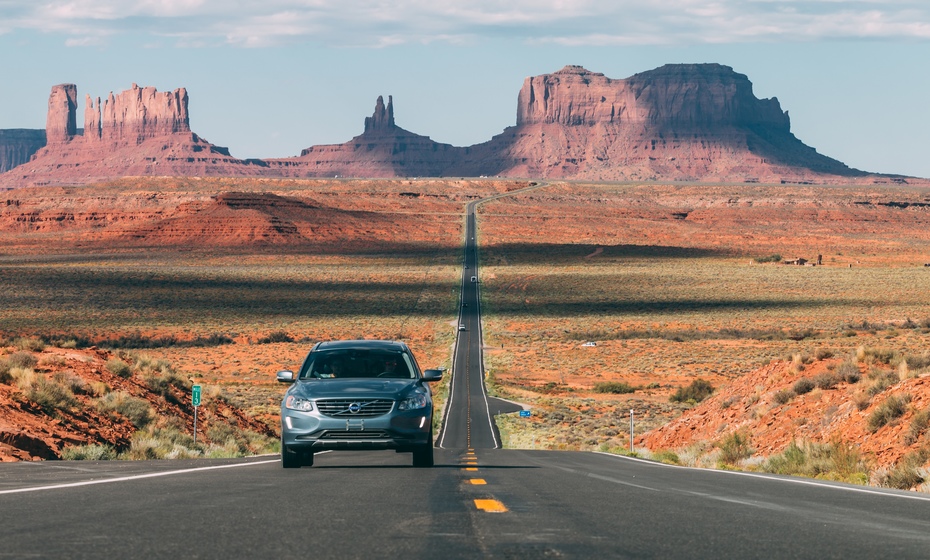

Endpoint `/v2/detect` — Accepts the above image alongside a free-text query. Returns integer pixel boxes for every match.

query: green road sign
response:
[192,385,202,407]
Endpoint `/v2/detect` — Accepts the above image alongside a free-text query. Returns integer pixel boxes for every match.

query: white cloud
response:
[2,0,929,46]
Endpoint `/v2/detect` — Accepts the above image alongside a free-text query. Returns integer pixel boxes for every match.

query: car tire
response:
[412,432,434,468]
[301,451,315,467]
[282,442,301,469]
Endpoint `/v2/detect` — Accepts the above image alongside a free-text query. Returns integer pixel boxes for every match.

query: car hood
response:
[290,379,422,400]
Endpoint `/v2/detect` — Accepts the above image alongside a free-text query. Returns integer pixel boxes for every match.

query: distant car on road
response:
[471,276,477,283]
[276,340,442,468]
[459,324,466,331]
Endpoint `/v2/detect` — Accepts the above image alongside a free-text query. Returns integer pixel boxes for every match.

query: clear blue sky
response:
[2,1,929,178]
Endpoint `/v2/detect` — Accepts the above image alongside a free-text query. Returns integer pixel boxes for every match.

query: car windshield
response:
[298,349,416,380]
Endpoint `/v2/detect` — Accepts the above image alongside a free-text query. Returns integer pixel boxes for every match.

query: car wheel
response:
[282,442,301,469]
[301,451,315,467]
[412,432,434,468]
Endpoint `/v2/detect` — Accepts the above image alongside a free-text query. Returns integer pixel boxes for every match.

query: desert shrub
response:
[867,394,911,432]
[14,337,45,352]
[853,391,872,411]
[52,371,90,395]
[120,422,201,460]
[669,379,714,404]
[905,353,930,373]
[754,254,782,263]
[717,430,752,465]
[61,444,116,460]
[650,449,681,465]
[836,360,861,383]
[772,389,795,405]
[904,408,930,445]
[105,358,132,378]
[814,348,834,360]
[593,381,636,394]
[0,361,10,384]
[257,331,294,344]
[859,347,899,365]
[812,372,841,390]
[28,376,78,411]
[132,355,174,376]
[762,440,868,483]
[866,369,898,396]
[878,448,930,490]
[96,392,154,428]
[7,351,37,370]
[792,377,815,395]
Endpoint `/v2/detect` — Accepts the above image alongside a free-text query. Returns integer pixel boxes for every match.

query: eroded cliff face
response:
[516,64,789,130]
[83,84,191,143]
[1,84,254,189]
[0,130,46,173]
[0,65,904,189]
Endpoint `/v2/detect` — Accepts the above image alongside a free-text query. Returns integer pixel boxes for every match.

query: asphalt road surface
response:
[2,186,930,558]
[2,451,930,558]
[437,199,522,450]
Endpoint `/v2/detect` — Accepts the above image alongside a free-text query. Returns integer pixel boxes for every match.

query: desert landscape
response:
[2,62,930,492]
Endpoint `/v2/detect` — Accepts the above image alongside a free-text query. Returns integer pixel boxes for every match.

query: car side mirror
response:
[276,370,296,383]
[422,369,443,382]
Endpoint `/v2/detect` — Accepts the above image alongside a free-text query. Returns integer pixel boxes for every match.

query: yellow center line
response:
[474,499,508,513]
[468,479,487,485]
[464,467,478,472]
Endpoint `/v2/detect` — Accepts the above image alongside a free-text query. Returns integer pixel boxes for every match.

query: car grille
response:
[318,430,392,440]
[316,399,394,418]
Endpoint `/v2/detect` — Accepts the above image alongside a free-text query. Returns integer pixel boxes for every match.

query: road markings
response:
[474,499,508,512]
[469,479,487,485]
[0,459,279,496]
[465,467,478,472]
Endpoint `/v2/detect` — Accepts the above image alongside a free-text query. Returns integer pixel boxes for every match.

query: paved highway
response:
[2,184,930,557]
[437,199,522,450]
[2,451,930,558]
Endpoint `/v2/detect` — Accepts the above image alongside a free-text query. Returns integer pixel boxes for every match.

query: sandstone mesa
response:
[1,64,915,189]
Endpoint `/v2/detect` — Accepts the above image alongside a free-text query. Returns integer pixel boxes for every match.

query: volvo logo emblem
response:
[348,402,362,414]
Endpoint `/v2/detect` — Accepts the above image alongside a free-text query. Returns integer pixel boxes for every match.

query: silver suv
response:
[276,340,443,468]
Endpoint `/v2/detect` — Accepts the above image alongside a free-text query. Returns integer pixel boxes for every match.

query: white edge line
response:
[0,459,279,496]
[592,451,930,502]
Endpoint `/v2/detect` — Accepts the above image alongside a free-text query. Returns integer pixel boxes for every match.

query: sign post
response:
[192,385,202,443]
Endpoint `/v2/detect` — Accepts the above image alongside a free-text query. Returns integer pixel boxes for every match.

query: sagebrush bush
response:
[772,389,795,405]
[14,338,45,352]
[867,369,898,396]
[904,408,930,445]
[593,381,636,394]
[105,358,132,378]
[670,379,714,404]
[836,360,861,383]
[257,331,294,344]
[96,392,154,428]
[717,430,752,465]
[812,372,841,390]
[650,449,681,465]
[62,444,116,460]
[814,348,834,360]
[878,448,930,490]
[793,377,815,395]
[7,351,37,370]
[28,376,78,411]
[762,440,868,484]
[867,394,911,432]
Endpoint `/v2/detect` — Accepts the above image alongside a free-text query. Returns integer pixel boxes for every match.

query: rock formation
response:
[0,129,46,173]
[0,64,916,189]
[45,84,77,144]
[0,83,264,189]
[276,95,462,178]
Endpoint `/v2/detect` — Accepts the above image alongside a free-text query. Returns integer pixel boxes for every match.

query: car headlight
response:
[399,393,429,411]
[284,395,314,412]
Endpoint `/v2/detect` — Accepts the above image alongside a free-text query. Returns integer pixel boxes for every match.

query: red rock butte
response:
[0,64,918,189]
